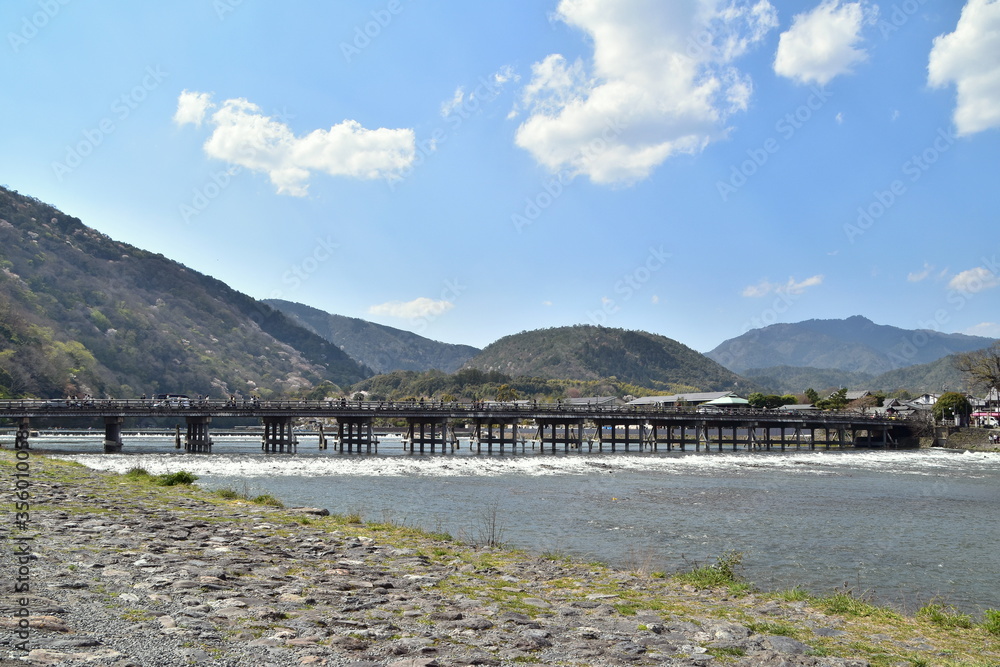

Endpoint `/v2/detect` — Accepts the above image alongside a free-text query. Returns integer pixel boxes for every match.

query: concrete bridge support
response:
[336,416,376,453]
[262,416,296,454]
[185,416,212,453]
[104,416,124,453]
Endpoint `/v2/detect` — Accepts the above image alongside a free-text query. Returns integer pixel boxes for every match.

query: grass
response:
[124,467,198,486]
[918,602,975,630]
[674,550,751,595]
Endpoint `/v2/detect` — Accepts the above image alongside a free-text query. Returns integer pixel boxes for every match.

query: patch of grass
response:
[213,487,242,500]
[251,494,283,507]
[818,590,902,621]
[124,466,150,479]
[746,620,800,638]
[675,551,750,594]
[706,646,746,659]
[154,471,198,486]
[775,586,811,602]
[981,608,1000,636]
[917,602,974,630]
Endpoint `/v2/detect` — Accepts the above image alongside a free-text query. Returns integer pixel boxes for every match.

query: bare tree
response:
[955,342,1000,393]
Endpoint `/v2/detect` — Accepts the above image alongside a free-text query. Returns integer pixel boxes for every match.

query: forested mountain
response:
[707,315,993,376]
[463,325,752,393]
[744,357,972,396]
[264,299,479,374]
[0,187,370,399]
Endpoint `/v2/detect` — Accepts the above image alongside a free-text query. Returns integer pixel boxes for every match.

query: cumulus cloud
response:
[949,267,1000,293]
[907,262,934,282]
[175,92,415,196]
[743,275,824,297]
[513,0,778,185]
[774,1,876,85]
[174,90,214,127]
[440,87,465,118]
[964,322,1000,337]
[368,298,454,319]
[928,0,1000,136]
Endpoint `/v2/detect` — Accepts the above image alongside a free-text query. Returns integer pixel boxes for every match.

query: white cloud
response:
[440,87,465,117]
[928,0,1000,136]
[948,267,1000,293]
[176,92,415,196]
[964,322,1000,338]
[514,0,778,185]
[774,1,876,85]
[368,297,454,319]
[743,274,824,297]
[173,90,214,127]
[907,262,934,282]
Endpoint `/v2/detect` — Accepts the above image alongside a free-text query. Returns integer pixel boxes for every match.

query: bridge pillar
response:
[15,417,30,450]
[262,416,297,454]
[534,418,583,453]
[336,416,376,453]
[185,416,212,453]
[473,418,519,453]
[104,416,124,453]
[406,418,450,453]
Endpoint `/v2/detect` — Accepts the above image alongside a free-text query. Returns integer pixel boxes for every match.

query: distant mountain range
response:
[264,299,479,374]
[464,325,752,393]
[707,315,994,394]
[2,187,994,400]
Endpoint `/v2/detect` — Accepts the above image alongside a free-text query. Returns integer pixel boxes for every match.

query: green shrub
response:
[251,494,283,507]
[154,471,198,486]
[917,602,974,630]
[980,609,1000,636]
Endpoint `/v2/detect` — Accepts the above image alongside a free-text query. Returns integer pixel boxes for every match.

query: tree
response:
[495,384,519,402]
[815,388,848,411]
[955,342,1000,393]
[805,388,820,404]
[933,392,971,423]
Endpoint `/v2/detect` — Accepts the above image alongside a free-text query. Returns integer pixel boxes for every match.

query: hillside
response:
[463,325,751,393]
[0,187,371,399]
[743,365,875,395]
[264,299,479,374]
[707,315,994,375]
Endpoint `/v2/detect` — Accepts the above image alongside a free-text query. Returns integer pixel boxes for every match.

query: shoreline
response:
[2,450,998,666]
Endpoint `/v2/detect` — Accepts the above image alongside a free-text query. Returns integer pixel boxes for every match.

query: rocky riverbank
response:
[2,450,998,666]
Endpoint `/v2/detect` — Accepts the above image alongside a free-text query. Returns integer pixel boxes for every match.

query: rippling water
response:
[29,434,1000,616]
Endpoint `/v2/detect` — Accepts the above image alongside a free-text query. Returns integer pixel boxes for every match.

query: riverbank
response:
[2,450,998,666]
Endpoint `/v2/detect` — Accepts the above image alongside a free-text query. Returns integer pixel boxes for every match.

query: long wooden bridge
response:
[0,398,915,454]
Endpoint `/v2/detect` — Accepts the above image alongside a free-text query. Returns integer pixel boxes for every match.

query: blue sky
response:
[2,0,998,352]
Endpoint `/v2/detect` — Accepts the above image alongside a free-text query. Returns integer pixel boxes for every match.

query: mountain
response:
[742,365,875,395]
[463,325,751,392]
[707,315,994,376]
[264,299,479,374]
[868,354,971,394]
[0,187,371,399]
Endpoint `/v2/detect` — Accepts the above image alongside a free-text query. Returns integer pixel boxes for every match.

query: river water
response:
[22,434,1000,617]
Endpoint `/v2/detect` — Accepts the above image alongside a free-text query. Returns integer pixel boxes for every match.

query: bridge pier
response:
[336,417,376,453]
[185,416,212,453]
[104,416,124,453]
[406,418,451,453]
[262,416,297,454]
[534,418,583,453]
[473,418,519,453]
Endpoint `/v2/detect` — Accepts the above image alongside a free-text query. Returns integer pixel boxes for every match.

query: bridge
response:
[0,398,915,454]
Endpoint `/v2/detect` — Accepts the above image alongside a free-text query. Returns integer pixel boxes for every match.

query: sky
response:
[2,0,999,353]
